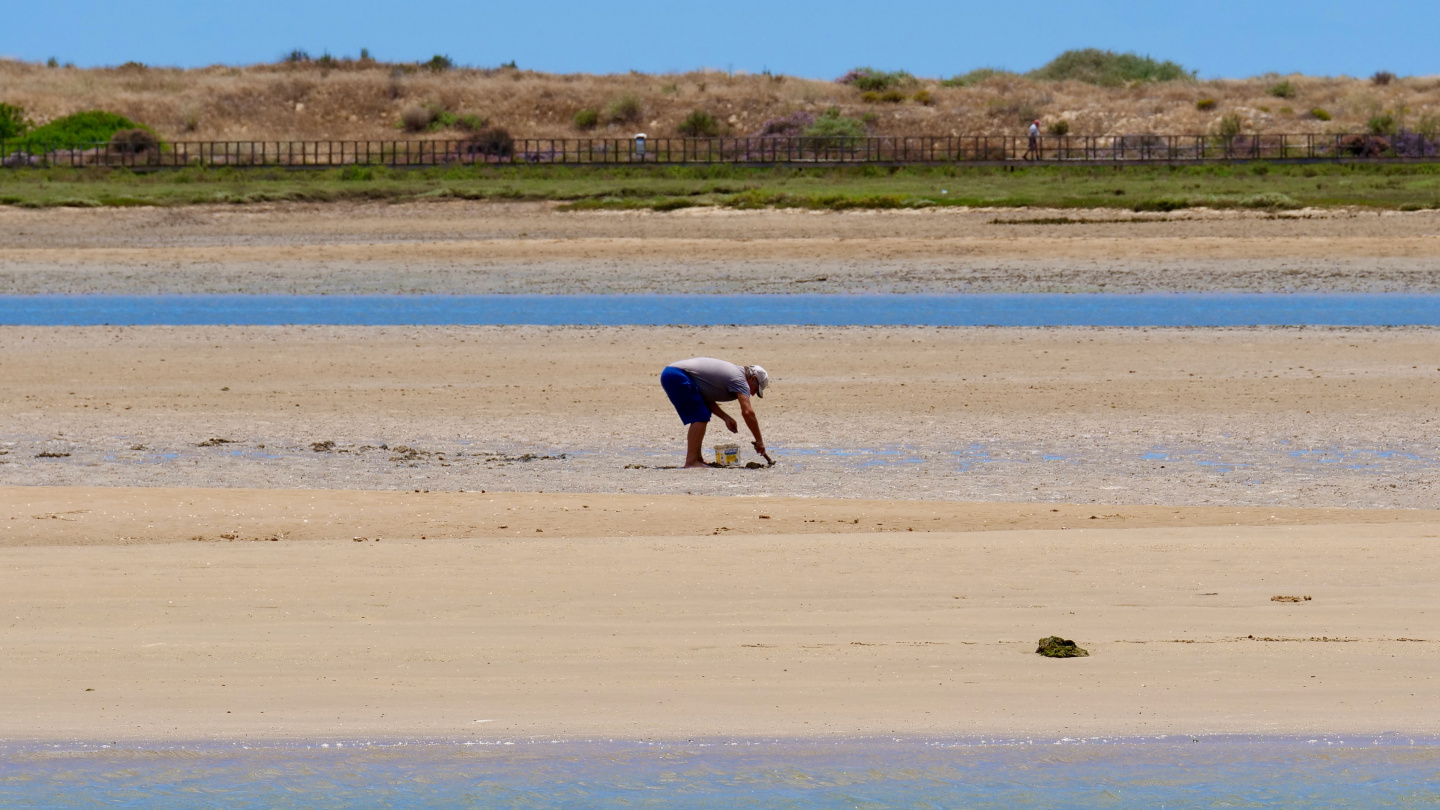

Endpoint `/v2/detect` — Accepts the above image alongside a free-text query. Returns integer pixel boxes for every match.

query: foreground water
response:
[3,736,1437,808]
[3,293,1440,326]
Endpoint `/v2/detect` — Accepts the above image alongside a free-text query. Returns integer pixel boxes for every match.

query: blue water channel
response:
[2,293,1439,326]
[3,736,1437,808]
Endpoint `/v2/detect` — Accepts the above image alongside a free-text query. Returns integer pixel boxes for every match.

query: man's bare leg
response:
[684,421,710,468]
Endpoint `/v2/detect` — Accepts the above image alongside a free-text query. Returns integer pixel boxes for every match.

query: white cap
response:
[746,365,769,397]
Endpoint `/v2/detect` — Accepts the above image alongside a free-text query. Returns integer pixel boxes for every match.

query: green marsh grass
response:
[1,163,1439,211]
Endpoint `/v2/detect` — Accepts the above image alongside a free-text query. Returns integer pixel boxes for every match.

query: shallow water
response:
[4,293,1440,326]
[3,736,1437,808]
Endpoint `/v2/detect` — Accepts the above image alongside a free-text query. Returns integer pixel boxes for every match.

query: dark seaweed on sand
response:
[1036,636,1089,658]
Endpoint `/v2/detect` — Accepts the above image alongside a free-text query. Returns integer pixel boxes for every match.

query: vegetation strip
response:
[1,163,1438,210]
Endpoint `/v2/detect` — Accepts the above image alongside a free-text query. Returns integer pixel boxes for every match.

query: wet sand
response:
[3,325,1438,508]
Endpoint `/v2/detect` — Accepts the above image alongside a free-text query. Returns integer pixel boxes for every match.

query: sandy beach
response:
[5,488,1438,741]
[3,204,1439,742]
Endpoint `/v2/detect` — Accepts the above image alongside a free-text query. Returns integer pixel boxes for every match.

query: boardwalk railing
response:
[3,133,1436,169]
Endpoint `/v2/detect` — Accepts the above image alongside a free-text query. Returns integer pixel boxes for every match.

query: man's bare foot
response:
[683,460,711,469]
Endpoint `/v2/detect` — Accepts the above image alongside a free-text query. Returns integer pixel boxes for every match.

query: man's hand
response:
[723,416,738,433]
[737,393,766,459]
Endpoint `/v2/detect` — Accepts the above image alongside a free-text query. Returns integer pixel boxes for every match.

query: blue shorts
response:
[660,366,710,424]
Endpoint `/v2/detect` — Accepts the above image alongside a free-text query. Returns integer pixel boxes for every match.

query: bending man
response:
[659,357,770,468]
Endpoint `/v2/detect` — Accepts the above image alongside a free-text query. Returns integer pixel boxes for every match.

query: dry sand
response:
[3,204,1438,743]
[4,202,1440,294]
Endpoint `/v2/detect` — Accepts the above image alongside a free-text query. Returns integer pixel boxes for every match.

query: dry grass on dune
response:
[2,58,1439,143]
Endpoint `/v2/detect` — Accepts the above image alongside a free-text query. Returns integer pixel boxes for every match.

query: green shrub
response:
[940,68,1009,87]
[677,110,720,137]
[1028,49,1194,86]
[1371,70,1396,86]
[429,106,458,129]
[912,89,934,106]
[1215,113,1244,139]
[573,108,599,130]
[1196,98,1216,110]
[1367,112,1398,136]
[425,54,454,72]
[284,49,311,63]
[802,108,867,144]
[455,113,489,132]
[861,89,906,103]
[1047,120,1070,136]
[1417,113,1440,140]
[16,111,151,150]
[0,102,31,140]
[839,67,914,92]
[1310,107,1332,121]
[605,94,643,124]
[1268,80,1296,99]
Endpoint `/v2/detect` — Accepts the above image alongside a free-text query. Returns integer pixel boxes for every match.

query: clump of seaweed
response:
[1036,636,1089,658]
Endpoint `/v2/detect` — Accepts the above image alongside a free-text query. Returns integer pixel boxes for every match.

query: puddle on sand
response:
[1287,447,1430,471]
[1141,447,1251,474]
[952,443,1074,472]
[775,446,928,468]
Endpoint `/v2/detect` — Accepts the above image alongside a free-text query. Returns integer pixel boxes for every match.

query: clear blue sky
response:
[2,0,1432,79]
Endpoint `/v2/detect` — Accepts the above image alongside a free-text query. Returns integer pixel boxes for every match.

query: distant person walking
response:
[659,357,770,468]
[1024,119,1041,161]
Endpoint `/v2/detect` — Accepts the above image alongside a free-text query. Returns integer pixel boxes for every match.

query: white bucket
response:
[713,443,740,466]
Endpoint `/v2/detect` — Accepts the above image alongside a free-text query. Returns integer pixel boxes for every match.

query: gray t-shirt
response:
[670,357,749,402]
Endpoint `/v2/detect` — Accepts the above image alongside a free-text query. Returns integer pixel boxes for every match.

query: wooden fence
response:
[2,133,1435,169]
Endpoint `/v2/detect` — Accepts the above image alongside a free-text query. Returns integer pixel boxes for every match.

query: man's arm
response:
[707,400,738,433]
[735,393,764,454]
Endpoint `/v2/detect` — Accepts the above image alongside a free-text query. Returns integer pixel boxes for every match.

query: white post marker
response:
[634,133,647,161]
